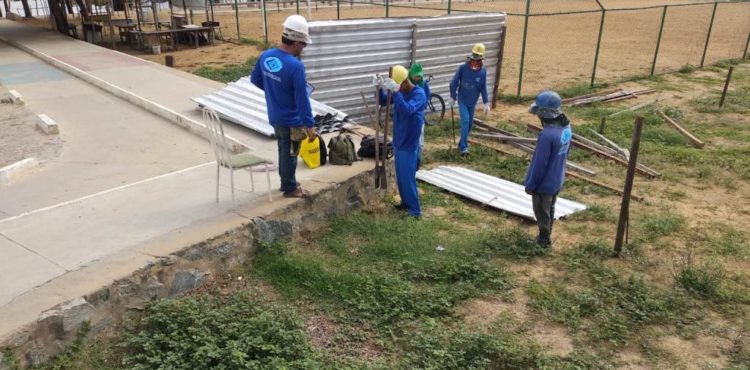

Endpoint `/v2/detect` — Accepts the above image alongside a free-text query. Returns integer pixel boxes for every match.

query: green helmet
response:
[409,63,424,86]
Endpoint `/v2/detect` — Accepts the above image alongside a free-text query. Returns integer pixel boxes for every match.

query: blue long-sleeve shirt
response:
[378,86,427,151]
[449,63,488,107]
[250,48,314,128]
[524,115,573,195]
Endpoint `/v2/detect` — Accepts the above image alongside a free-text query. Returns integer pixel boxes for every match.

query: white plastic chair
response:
[202,108,273,203]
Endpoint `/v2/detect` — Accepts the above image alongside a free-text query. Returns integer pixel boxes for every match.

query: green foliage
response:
[678,64,695,74]
[569,204,616,223]
[121,291,321,369]
[2,349,21,370]
[240,37,272,50]
[673,255,725,300]
[400,319,554,369]
[484,228,550,260]
[638,212,685,241]
[193,57,258,83]
[253,213,516,329]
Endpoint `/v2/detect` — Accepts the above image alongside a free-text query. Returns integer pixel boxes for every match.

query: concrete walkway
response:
[0,20,372,342]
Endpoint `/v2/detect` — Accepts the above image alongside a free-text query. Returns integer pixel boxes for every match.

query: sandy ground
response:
[0,86,62,168]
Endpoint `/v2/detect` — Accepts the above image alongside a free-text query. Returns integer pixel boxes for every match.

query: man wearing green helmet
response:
[408,63,430,168]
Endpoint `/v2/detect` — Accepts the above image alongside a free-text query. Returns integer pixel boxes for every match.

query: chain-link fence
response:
[9,0,749,96]
[208,0,749,97]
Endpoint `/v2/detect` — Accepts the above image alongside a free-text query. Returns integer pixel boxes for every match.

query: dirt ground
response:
[0,86,62,168]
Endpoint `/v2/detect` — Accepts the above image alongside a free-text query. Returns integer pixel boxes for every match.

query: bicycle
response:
[423,74,445,126]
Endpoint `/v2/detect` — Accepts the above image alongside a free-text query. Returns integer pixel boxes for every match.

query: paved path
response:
[0,20,371,341]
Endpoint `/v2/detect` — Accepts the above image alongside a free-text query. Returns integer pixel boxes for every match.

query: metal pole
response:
[650,5,667,76]
[719,66,734,108]
[107,0,114,49]
[296,0,299,14]
[598,116,606,134]
[410,23,417,65]
[744,31,749,59]
[516,0,531,97]
[491,24,506,109]
[336,0,339,19]
[385,0,388,17]
[446,0,450,14]
[262,0,268,43]
[590,4,605,87]
[700,1,718,68]
[614,116,644,256]
[233,0,239,41]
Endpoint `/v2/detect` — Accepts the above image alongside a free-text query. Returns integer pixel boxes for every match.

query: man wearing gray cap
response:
[251,15,315,198]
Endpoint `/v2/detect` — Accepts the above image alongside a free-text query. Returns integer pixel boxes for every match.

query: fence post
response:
[410,23,417,65]
[516,0,531,97]
[386,0,389,17]
[700,1,718,68]
[590,0,606,87]
[744,31,749,59]
[336,0,339,19]
[262,0,268,44]
[492,24,507,109]
[296,0,299,14]
[650,5,667,76]
[234,0,240,41]
[447,0,451,15]
[614,116,644,257]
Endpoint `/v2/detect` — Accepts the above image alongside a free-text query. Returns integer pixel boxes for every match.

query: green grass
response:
[638,211,685,241]
[193,57,258,83]
[240,37,271,50]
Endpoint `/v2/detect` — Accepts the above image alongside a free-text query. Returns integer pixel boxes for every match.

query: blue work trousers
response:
[394,148,421,217]
[274,126,301,195]
[458,102,476,153]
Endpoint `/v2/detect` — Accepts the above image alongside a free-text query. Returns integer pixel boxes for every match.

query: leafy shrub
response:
[121,291,321,369]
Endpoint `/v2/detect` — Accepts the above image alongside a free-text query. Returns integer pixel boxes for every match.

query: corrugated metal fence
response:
[302,14,506,122]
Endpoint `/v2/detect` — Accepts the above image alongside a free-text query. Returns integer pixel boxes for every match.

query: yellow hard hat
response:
[470,43,485,60]
[390,65,409,85]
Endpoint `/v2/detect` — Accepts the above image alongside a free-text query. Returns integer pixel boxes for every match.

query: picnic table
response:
[130,24,216,51]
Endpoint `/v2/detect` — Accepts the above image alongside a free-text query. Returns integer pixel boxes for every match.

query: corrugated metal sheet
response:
[303,14,506,122]
[416,166,586,221]
[192,78,350,137]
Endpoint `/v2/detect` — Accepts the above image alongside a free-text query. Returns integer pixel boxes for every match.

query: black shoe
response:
[393,203,407,211]
[460,151,469,157]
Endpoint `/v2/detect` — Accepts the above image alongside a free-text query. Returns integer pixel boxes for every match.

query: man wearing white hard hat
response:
[251,15,314,198]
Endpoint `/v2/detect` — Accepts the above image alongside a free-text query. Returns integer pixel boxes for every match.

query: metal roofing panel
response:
[192,78,350,137]
[416,166,586,221]
[303,14,506,122]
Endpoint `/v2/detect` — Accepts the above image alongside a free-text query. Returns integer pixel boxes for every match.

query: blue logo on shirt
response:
[561,127,572,145]
[264,57,283,73]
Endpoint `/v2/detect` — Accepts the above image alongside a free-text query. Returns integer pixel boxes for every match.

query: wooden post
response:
[614,116,644,256]
[658,111,704,148]
[410,23,417,65]
[719,66,734,108]
[598,116,606,134]
[491,24,507,109]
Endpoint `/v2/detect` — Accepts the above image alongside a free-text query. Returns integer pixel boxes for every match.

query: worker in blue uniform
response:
[250,15,315,198]
[408,63,430,169]
[374,65,427,218]
[524,90,572,247]
[449,43,490,156]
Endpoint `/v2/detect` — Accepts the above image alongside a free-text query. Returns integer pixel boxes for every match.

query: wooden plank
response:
[561,88,621,105]
[565,171,643,201]
[609,98,658,117]
[474,133,537,144]
[658,111,705,148]
[469,138,598,176]
[526,123,660,178]
[470,140,636,199]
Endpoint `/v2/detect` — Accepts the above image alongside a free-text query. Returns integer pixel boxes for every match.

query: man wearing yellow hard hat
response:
[373,65,427,218]
[449,43,490,156]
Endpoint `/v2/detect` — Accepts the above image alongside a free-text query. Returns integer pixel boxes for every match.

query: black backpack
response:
[357,134,393,159]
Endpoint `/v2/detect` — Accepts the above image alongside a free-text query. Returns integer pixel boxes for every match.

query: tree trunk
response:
[20,0,33,17]
[1,0,8,18]
[74,0,89,21]
[47,0,69,34]
[64,0,74,15]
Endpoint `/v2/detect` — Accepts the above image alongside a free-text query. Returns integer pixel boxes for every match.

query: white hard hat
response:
[282,15,312,44]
